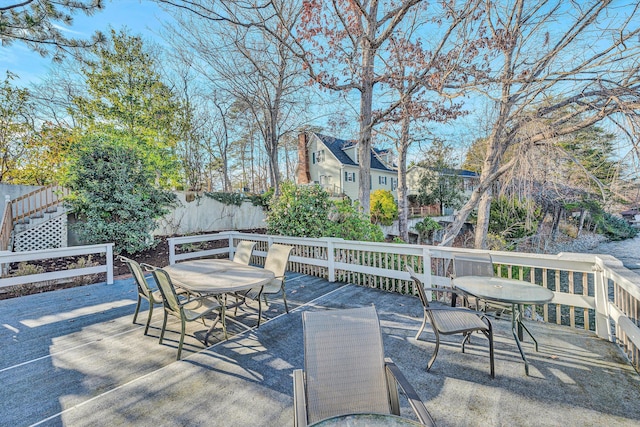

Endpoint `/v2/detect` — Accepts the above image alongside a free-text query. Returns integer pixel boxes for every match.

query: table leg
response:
[511,304,530,376]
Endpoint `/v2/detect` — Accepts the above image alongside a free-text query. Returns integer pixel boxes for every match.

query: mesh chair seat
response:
[293,306,436,427]
[430,308,490,334]
[180,298,223,322]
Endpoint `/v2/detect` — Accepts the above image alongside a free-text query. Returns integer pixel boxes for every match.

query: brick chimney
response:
[296,132,311,184]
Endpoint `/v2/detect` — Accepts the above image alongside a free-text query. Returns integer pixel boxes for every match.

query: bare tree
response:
[441,0,640,248]
[159,0,311,194]
[291,0,481,213]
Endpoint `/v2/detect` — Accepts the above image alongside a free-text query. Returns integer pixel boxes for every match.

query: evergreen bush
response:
[63,134,176,254]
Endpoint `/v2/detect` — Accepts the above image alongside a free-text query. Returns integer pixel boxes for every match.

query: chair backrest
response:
[233,240,256,265]
[264,244,293,285]
[303,306,391,424]
[453,253,494,278]
[150,268,182,315]
[119,256,153,299]
[406,265,430,309]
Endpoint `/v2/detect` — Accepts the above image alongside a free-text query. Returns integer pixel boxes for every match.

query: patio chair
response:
[407,266,495,378]
[151,267,226,360]
[233,240,256,265]
[118,255,164,335]
[293,305,436,427]
[236,243,293,326]
[452,253,510,316]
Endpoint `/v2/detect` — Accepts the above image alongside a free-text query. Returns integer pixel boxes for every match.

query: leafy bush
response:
[413,217,442,243]
[64,134,177,254]
[267,182,333,238]
[247,188,274,210]
[328,199,384,242]
[370,189,398,225]
[599,213,638,241]
[204,192,245,206]
[266,182,383,242]
[489,196,542,241]
[12,262,45,276]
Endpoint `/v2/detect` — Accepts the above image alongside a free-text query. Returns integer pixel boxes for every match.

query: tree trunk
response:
[474,191,492,249]
[397,115,410,242]
[551,206,562,241]
[577,210,586,236]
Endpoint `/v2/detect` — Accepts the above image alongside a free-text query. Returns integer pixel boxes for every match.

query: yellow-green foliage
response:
[370,189,398,226]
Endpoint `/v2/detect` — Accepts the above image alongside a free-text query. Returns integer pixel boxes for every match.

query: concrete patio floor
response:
[1,272,639,427]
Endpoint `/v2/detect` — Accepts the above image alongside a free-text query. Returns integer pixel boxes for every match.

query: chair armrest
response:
[384,358,436,427]
[139,262,158,271]
[293,369,308,427]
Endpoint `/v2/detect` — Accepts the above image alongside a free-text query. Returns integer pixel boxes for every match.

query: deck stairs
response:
[0,185,70,252]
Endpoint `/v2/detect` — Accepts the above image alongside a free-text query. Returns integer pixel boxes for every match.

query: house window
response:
[345,171,356,182]
[379,176,387,185]
[391,178,397,190]
[312,152,316,164]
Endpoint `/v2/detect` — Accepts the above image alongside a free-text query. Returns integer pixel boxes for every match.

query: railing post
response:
[593,262,612,341]
[422,247,433,301]
[228,234,235,259]
[326,238,337,282]
[168,238,176,265]
[106,243,114,285]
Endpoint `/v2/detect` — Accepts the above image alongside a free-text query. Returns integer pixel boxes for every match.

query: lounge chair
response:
[407,265,495,378]
[293,305,436,426]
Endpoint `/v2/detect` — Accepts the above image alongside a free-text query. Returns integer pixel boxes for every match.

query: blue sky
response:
[1,0,172,85]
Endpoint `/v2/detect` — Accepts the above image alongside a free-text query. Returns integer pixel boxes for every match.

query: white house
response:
[296,132,398,200]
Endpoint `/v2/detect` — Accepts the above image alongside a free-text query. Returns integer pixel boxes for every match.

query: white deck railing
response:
[168,231,640,372]
[0,243,114,288]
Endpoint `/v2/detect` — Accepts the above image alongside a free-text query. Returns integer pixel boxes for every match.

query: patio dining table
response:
[162,259,275,334]
[162,258,275,295]
[452,276,554,375]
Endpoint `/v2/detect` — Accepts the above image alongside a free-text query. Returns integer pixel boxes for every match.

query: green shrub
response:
[267,182,333,238]
[64,134,177,254]
[599,213,638,241]
[266,182,383,242]
[489,196,542,241]
[370,189,398,225]
[204,192,245,206]
[328,199,384,242]
[247,188,274,210]
[414,217,442,243]
[12,262,45,276]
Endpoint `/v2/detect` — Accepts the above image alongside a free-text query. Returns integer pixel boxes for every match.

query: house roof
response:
[408,164,479,178]
[314,133,395,172]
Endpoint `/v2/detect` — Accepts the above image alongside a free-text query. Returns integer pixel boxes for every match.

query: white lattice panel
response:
[14,215,67,252]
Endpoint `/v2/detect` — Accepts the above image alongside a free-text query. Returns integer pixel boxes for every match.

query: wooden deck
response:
[1,272,639,426]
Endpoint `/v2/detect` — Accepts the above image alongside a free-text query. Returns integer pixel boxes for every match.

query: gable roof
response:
[314,133,395,172]
[408,164,479,178]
